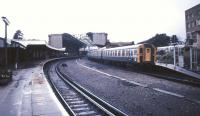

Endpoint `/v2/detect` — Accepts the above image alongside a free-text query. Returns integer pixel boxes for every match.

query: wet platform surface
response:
[0,62,68,116]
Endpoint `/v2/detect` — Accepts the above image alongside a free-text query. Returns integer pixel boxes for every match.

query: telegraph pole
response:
[1,16,10,70]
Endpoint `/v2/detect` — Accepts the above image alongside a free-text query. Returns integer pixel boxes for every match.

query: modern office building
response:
[185,3,200,48]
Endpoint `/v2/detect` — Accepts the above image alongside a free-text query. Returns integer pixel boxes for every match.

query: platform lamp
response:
[2,16,10,70]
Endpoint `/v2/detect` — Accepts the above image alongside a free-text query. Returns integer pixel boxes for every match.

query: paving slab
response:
[0,62,68,116]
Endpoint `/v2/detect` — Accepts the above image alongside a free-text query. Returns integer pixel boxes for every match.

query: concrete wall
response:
[92,33,107,46]
[87,32,107,46]
[48,34,63,48]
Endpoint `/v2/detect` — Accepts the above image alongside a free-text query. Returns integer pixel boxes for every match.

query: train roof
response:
[104,43,156,51]
[105,44,140,51]
[89,43,155,52]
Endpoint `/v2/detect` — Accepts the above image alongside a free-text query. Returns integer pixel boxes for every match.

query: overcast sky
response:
[0,0,199,43]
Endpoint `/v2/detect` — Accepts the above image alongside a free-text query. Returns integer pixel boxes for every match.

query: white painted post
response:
[174,45,176,69]
[190,47,193,70]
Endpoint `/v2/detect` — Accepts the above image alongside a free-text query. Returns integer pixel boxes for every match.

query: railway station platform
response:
[156,63,200,80]
[0,61,68,116]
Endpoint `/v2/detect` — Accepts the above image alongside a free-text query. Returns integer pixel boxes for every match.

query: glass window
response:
[130,50,133,56]
[126,49,130,56]
[140,48,143,53]
[196,19,200,26]
[146,49,150,53]
[122,50,125,56]
[115,51,117,56]
[187,23,190,29]
[118,51,120,56]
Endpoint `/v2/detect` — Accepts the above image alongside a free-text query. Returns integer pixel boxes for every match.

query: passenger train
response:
[87,43,156,64]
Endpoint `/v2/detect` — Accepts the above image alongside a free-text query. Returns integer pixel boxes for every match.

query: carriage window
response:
[115,51,117,56]
[140,48,143,53]
[146,49,150,53]
[126,49,129,56]
[130,50,133,56]
[118,51,120,56]
[134,50,137,54]
[122,50,125,56]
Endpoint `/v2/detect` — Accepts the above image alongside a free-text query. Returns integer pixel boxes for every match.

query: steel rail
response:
[44,63,76,116]
[55,62,128,116]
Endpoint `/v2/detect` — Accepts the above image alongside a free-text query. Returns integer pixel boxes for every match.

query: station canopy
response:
[11,39,65,51]
[62,33,86,48]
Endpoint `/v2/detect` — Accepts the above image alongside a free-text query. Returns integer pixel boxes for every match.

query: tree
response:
[139,33,171,47]
[13,30,23,40]
[170,35,178,45]
[139,34,180,47]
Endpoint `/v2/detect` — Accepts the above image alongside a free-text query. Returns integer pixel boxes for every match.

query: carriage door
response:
[139,48,143,63]
[145,48,151,61]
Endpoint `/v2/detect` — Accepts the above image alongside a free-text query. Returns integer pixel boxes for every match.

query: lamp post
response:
[2,16,10,70]
[170,37,177,69]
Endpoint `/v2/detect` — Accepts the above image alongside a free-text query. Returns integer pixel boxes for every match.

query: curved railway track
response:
[44,60,127,116]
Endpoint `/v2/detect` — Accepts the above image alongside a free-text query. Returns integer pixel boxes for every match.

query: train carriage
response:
[138,44,156,64]
[87,43,156,64]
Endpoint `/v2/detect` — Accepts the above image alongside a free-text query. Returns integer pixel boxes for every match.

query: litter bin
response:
[0,69,12,85]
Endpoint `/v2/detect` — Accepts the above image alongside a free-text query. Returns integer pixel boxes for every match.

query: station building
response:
[185,3,200,71]
[0,38,65,69]
[86,32,107,47]
[185,3,200,48]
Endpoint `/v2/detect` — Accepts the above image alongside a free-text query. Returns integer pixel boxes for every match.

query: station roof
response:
[11,39,65,51]
[79,38,95,47]
[62,33,86,48]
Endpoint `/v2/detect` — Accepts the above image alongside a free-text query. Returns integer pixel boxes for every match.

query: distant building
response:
[185,3,200,48]
[48,33,85,56]
[86,32,107,47]
[48,34,63,49]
